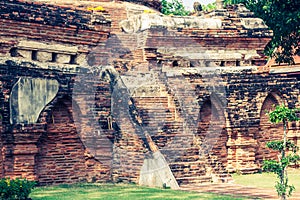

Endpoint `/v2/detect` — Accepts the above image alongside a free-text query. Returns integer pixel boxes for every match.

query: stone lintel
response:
[18,41,78,55]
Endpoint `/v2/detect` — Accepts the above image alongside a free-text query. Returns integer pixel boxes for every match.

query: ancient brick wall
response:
[0,0,300,187]
[0,0,110,60]
[225,70,300,173]
[0,1,109,30]
[0,60,114,184]
[0,0,113,183]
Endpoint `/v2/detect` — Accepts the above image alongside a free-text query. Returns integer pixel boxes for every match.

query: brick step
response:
[168,160,206,165]
[176,176,212,186]
[171,167,206,173]
[238,168,260,174]
[142,116,174,120]
[213,174,234,183]
[155,129,186,134]
[160,143,199,150]
[135,97,169,101]
[163,150,201,157]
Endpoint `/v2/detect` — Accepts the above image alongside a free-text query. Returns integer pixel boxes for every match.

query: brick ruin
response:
[0,0,299,187]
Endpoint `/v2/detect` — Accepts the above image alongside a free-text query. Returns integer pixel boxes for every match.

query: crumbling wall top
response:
[118,0,161,11]
[1,0,111,31]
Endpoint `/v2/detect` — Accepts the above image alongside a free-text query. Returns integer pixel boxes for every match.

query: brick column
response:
[226,127,259,174]
[2,126,44,180]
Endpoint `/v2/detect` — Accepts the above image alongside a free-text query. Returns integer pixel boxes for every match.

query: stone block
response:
[56,54,71,64]
[37,51,52,62]
[18,49,32,60]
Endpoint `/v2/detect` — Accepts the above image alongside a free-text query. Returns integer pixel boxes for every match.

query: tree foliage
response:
[202,0,244,11]
[223,0,244,6]
[268,104,299,123]
[201,3,216,12]
[264,105,300,200]
[240,0,300,64]
[161,0,190,16]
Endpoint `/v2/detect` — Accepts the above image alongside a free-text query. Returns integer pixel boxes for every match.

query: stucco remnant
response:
[120,14,222,33]
[139,151,179,189]
[10,77,59,124]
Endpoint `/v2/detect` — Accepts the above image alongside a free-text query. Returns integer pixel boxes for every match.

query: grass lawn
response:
[232,168,300,191]
[30,183,247,200]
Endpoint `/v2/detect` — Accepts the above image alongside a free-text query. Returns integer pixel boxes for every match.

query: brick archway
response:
[198,96,228,175]
[36,99,87,185]
[256,93,283,165]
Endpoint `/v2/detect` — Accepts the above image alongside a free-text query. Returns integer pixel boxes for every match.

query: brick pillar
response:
[226,127,259,174]
[2,128,44,180]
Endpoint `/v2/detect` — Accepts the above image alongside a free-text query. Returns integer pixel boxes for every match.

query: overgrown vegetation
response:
[264,105,300,200]
[161,0,190,16]
[0,178,36,200]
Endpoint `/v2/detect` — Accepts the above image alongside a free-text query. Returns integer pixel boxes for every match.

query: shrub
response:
[0,178,36,200]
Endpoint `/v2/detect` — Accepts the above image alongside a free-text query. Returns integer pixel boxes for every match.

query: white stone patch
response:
[241,18,268,29]
[18,40,78,54]
[10,77,59,124]
[120,14,222,33]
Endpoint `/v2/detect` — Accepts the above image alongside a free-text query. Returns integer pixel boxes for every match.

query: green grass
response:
[30,183,247,200]
[232,168,300,190]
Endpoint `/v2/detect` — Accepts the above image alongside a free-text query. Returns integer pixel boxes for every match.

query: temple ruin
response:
[0,0,299,187]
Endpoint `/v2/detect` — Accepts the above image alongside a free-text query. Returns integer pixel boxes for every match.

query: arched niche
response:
[35,99,87,185]
[256,93,283,165]
[198,94,228,173]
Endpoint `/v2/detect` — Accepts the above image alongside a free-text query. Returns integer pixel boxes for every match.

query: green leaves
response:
[266,140,299,152]
[275,181,295,197]
[223,0,245,6]
[263,159,282,174]
[242,0,300,64]
[0,178,36,200]
[268,104,299,124]
[201,3,216,12]
[263,104,300,199]
[161,0,190,16]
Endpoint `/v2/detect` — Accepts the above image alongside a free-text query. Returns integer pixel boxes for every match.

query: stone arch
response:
[35,97,109,185]
[256,93,284,165]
